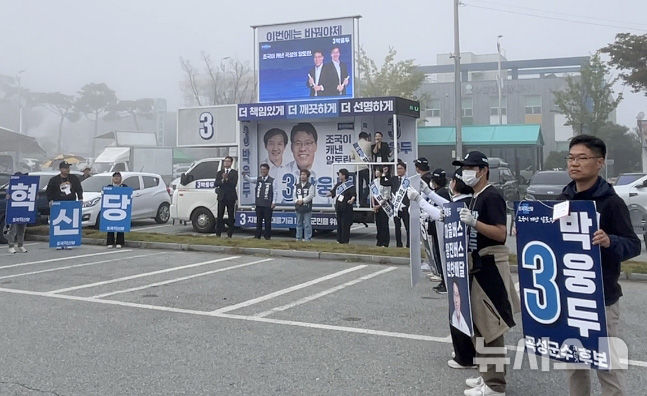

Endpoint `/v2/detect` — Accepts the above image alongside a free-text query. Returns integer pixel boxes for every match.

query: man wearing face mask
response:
[451,151,519,396]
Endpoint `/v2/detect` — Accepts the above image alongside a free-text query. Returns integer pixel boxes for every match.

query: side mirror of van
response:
[180,173,191,186]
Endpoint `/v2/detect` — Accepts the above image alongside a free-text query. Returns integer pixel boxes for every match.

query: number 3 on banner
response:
[521,241,561,324]
[199,112,214,140]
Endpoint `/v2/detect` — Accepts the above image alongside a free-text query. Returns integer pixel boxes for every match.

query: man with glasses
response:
[560,135,640,396]
[286,123,326,204]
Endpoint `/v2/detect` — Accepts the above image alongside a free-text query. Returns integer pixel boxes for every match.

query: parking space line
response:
[210,265,367,314]
[91,258,273,298]
[132,224,174,231]
[0,250,134,270]
[0,252,166,281]
[0,286,645,369]
[47,256,241,294]
[254,266,398,318]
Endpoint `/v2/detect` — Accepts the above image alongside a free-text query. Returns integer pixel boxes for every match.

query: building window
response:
[462,97,473,118]
[525,95,542,114]
[490,96,507,116]
[425,99,441,118]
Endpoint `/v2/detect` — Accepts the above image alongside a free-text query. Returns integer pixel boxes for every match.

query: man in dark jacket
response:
[393,161,410,248]
[371,131,391,164]
[559,135,640,396]
[329,168,356,244]
[46,161,83,204]
[214,156,238,238]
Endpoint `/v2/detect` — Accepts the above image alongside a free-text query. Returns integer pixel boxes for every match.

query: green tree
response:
[357,47,426,100]
[601,33,647,95]
[553,54,622,135]
[596,122,641,175]
[75,83,117,157]
[544,151,569,170]
[35,92,80,154]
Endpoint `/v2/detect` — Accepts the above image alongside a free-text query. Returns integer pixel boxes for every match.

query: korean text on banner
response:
[6,175,40,224]
[99,186,133,233]
[515,200,609,369]
[49,201,82,248]
[443,202,473,337]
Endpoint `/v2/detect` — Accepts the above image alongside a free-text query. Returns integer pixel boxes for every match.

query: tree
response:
[544,151,568,170]
[596,122,641,175]
[35,92,79,154]
[105,98,154,131]
[553,54,622,135]
[75,83,117,157]
[601,33,647,95]
[357,47,426,100]
[179,54,255,106]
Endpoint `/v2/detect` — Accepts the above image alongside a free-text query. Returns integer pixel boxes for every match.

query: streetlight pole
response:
[454,0,463,159]
[16,69,25,134]
[497,35,503,125]
[638,112,646,173]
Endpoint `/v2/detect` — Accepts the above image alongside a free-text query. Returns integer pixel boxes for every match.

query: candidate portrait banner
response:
[443,202,473,337]
[49,201,82,248]
[515,200,609,369]
[99,186,133,233]
[256,17,357,102]
[6,175,40,224]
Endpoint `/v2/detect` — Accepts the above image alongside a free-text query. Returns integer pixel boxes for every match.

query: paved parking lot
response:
[1,242,646,395]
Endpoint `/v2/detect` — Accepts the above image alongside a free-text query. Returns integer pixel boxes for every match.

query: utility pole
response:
[16,70,25,134]
[497,35,503,125]
[638,112,646,173]
[454,0,462,159]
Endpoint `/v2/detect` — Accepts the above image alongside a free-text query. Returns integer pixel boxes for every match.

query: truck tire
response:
[191,207,215,233]
[155,203,171,224]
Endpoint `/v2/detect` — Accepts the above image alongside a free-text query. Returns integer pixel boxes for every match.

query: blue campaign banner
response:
[99,186,133,233]
[259,36,353,102]
[515,200,609,369]
[235,211,337,230]
[6,175,40,224]
[49,201,82,248]
[442,201,473,337]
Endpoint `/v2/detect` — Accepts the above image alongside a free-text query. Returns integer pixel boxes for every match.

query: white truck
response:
[93,146,173,180]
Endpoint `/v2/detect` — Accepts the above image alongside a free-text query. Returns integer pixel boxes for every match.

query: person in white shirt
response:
[294,169,315,241]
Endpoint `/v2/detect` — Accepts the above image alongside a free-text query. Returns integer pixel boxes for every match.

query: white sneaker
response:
[427,273,442,281]
[115,244,122,249]
[464,383,504,396]
[448,359,476,369]
[107,245,114,249]
[8,247,16,254]
[465,377,484,388]
[17,246,27,253]
[420,263,431,271]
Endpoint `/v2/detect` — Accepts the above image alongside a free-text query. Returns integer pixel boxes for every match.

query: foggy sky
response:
[1,0,645,128]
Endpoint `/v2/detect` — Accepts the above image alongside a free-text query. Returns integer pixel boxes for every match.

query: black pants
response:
[216,199,236,236]
[450,324,476,366]
[336,208,353,243]
[429,220,445,285]
[255,206,273,239]
[375,209,390,247]
[106,232,124,246]
[394,210,410,247]
[358,168,370,207]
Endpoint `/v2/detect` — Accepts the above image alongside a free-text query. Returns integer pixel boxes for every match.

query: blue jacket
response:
[560,176,641,305]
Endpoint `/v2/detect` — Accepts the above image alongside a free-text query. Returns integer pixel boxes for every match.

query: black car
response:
[488,158,520,210]
[525,170,572,201]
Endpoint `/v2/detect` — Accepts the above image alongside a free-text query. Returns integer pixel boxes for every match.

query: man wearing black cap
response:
[46,161,83,205]
[329,168,356,244]
[452,151,517,396]
[414,157,432,187]
[429,168,451,293]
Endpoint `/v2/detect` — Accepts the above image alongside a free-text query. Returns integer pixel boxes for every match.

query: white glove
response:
[407,187,421,203]
[420,182,432,197]
[459,207,477,227]
[420,212,430,222]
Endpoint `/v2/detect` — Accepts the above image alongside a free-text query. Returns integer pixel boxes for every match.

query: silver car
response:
[81,172,171,227]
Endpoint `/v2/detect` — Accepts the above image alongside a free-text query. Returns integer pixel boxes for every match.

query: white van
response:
[170,158,236,233]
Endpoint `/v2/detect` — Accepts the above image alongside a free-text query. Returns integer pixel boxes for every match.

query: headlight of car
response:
[83,197,101,208]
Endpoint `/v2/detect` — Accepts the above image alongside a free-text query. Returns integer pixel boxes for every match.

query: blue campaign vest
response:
[295,181,312,213]
[255,176,274,207]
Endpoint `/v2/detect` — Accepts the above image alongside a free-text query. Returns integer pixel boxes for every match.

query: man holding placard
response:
[5,172,39,253]
[100,172,132,249]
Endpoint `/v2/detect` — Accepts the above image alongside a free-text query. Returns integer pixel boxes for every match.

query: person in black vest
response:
[329,168,356,244]
[373,166,392,247]
[430,168,451,294]
[214,156,238,238]
[371,131,391,163]
[294,169,315,241]
[393,161,410,248]
[245,163,278,240]
[106,172,127,249]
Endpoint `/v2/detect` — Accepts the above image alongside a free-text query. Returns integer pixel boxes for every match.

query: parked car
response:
[81,172,171,227]
[613,174,647,246]
[614,173,647,186]
[488,158,520,210]
[524,171,572,201]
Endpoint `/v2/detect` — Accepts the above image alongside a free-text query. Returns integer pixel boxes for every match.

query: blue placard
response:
[442,201,474,337]
[515,200,609,369]
[6,175,40,224]
[49,201,82,248]
[235,211,337,230]
[99,186,133,232]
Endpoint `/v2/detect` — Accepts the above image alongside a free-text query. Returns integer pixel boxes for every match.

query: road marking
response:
[210,265,367,314]
[132,224,174,231]
[0,252,166,281]
[47,256,241,294]
[0,286,645,369]
[254,266,398,318]
[0,250,134,270]
[91,258,272,298]
[350,224,375,231]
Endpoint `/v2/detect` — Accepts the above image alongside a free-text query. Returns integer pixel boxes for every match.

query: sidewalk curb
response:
[25,235,410,265]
